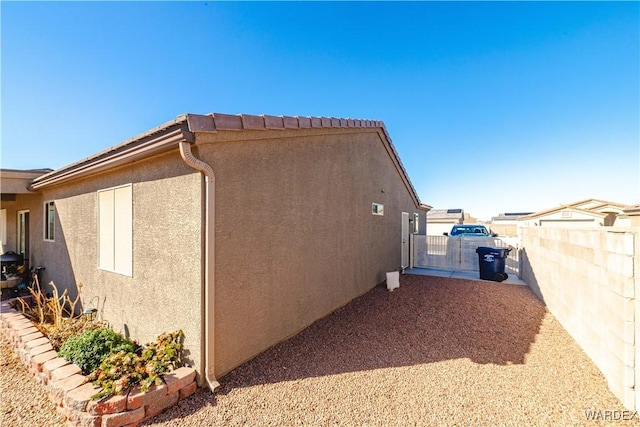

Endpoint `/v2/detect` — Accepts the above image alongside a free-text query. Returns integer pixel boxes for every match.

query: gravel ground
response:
[0,334,66,426]
[2,274,638,426]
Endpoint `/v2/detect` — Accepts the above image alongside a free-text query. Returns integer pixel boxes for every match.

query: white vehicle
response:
[443,224,497,237]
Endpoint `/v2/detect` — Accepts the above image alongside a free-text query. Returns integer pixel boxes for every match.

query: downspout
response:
[179,140,220,391]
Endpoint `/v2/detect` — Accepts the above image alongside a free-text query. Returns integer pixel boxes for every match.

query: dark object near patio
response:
[476,247,510,282]
[1,251,24,280]
[1,251,23,263]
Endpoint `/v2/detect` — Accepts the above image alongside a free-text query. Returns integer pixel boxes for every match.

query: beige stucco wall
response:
[519,210,604,229]
[1,170,52,255]
[2,194,45,268]
[520,226,639,409]
[31,152,204,375]
[1,199,18,255]
[489,223,517,237]
[7,125,427,384]
[193,127,427,377]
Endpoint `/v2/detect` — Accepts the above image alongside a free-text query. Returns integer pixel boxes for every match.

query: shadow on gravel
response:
[142,274,547,424]
[220,274,546,388]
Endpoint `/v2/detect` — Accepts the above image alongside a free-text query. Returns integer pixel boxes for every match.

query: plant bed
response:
[1,294,197,427]
[9,280,104,350]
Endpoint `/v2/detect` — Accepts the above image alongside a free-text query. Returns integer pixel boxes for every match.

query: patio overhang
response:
[1,169,53,194]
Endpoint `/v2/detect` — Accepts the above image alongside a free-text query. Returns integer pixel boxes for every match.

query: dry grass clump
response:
[40,316,106,351]
[13,278,103,350]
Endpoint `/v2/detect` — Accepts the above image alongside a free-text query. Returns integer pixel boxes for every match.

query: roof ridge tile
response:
[297,117,312,128]
[263,115,284,130]
[241,114,265,130]
[213,113,243,131]
[282,116,299,129]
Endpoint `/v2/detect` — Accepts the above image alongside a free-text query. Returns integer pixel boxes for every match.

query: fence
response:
[412,234,520,276]
[519,226,639,410]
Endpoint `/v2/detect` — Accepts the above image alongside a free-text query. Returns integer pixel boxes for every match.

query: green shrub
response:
[58,328,135,375]
[88,330,184,399]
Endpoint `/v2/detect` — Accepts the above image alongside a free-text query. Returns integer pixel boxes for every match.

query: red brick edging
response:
[0,299,197,427]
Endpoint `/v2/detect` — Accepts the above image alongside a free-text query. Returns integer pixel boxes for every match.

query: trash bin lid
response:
[476,246,497,254]
[476,246,511,256]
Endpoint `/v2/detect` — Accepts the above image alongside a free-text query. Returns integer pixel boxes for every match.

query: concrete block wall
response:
[520,226,638,410]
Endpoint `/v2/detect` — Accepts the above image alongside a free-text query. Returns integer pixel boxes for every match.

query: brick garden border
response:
[0,298,197,427]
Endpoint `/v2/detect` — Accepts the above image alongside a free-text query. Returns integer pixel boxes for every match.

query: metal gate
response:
[412,234,520,276]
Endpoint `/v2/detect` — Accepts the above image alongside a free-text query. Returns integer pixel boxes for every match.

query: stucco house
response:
[489,212,533,237]
[426,208,464,236]
[0,112,430,390]
[624,205,640,226]
[517,198,634,230]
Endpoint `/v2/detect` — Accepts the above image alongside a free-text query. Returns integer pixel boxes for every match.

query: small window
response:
[372,203,384,216]
[18,210,29,259]
[413,213,419,233]
[44,201,55,242]
[561,210,572,218]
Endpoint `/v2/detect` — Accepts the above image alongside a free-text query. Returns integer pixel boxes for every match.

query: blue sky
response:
[2,1,638,220]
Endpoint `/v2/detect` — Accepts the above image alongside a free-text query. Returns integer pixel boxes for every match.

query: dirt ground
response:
[145,275,637,426]
[2,274,637,426]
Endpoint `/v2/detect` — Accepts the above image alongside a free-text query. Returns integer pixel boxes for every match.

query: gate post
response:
[634,231,640,410]
[410,233,414,269]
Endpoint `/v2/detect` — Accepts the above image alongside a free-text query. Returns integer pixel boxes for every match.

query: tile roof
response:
[518,198,636,221]
[183,113,383,133]
[182,113,427,205]
[490,212,533,221]
[29,112,429,209]
[518,205,607,220]
[566,198,630,209]
[427,209,464,220]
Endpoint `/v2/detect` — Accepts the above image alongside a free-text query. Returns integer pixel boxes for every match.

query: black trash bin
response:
[476,247,511,282]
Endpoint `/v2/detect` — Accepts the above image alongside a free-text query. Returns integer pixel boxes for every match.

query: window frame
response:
[43,201,55,242]
[0,209,6,246]
[97,184,133,277]
[17,210,29,259]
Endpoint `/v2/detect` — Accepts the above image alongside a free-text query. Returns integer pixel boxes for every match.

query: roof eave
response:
[623,206,640,216]
[519,206,607,221]
[30,121,192,190]
[28,112,429,210]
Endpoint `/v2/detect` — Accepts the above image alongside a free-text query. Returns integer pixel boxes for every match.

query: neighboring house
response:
[624,205,640,226]
[463,213,478,224]
[489,212,533,237]
[0,112,430,390]
[567,199,632,226]
[517,198,635,230]
[426,208,464,235]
